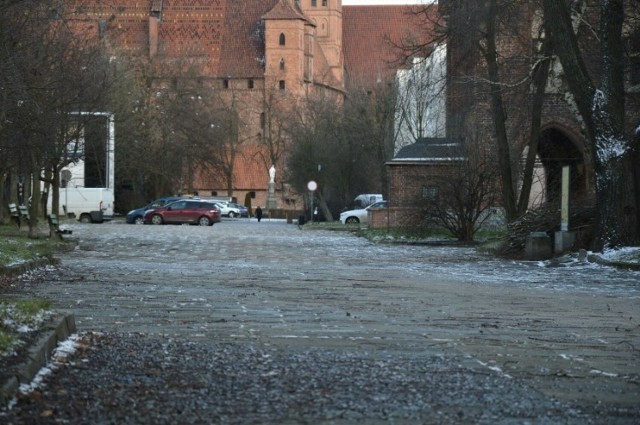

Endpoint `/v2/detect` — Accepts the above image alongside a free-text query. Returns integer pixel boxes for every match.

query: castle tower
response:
[298,0,344,85]
[263,0,315,96]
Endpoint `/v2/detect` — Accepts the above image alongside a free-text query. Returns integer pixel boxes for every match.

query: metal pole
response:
[561,165,569,232]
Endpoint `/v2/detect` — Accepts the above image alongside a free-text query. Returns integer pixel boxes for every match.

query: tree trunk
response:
[483,0,517,221]
[517,38,552,216]
[542,0,637,249]
[28,165,40,239]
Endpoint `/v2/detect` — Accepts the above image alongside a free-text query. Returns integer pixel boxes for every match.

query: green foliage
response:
[15,298,52,315]
[0,226,60,267]
[0,330,17,356]
[0,297,53,358]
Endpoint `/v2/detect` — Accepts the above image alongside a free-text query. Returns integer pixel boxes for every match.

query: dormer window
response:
[279,33,285,46]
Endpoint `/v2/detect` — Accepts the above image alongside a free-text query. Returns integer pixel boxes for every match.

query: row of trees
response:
[0,0,115,237]
[402,0,639,248]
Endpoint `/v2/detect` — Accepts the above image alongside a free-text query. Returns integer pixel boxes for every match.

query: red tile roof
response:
[343,5,436,87]
[218,0,279,78]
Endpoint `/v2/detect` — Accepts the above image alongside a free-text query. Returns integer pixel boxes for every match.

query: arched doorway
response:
[536,127,590,206]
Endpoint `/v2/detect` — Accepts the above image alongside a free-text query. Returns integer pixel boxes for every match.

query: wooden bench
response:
[8,203,29,228]
[48,214,72,240]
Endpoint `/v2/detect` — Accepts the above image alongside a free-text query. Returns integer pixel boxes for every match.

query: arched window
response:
[279,33,285,46]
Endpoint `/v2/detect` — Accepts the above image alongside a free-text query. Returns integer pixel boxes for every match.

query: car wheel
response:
[151,214,163,225]
[79,214,92,223]
[198,216,211,226]
[228,211,236,218]
[345,217,359,224]
[134,216,144,225]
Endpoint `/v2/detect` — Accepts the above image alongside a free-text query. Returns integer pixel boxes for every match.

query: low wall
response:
[368,207,423,229]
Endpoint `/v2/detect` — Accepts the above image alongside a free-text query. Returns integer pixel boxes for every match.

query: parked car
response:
[352,194,384,208]
[339,200,388,225]
[126,196,186,224]
[228,202,249,218]
[143,200,221,226]
[214,202,242,218]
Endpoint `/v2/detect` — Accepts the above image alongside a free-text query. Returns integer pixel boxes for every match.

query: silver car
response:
[214,202,241,218]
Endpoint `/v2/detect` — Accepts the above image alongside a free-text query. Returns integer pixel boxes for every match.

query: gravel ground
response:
[1,220,639,423]
[2,331,591,425]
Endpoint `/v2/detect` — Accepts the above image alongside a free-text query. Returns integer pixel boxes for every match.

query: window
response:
[279,58,285,70]
[223,79,229,89]
[322,0,327,5]
[422,186,438,201]
[279,33,285,46]
[260,113,265,129]
[279,80,285,90]
[311,0,317,6]
[248,79,254,89]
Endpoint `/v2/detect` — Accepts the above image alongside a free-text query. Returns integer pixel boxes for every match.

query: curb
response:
[0,312,76,406]
[0,257,60,278]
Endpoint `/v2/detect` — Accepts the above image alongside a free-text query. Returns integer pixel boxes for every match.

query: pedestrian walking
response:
[255,206,263,222]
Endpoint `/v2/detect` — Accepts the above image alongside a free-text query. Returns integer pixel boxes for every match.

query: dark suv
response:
[143,200,221,226]
[126,196,186,224]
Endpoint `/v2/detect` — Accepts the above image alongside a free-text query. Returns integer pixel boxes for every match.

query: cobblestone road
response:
[3,219,640,423]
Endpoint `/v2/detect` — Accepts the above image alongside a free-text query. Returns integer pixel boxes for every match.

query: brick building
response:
[383,0,640,229]
[67,0,430,211]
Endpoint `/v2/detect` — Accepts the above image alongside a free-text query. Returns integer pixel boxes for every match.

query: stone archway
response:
[536,127,590,206]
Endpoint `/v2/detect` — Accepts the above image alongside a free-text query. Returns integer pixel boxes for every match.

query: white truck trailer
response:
[48,112,115,223]
[56,186,114,223]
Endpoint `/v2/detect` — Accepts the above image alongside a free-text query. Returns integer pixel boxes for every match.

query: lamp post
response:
[307,180,317,223]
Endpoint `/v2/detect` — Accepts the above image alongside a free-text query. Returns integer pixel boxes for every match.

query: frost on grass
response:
[0,301,54,358]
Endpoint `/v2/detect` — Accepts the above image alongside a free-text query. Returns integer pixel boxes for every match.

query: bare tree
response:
[421,143,499,242]
[1,0,114,237]
[394,43,447,151]
[286,93,344,220]
[408,1,554,224]
[542,0,639,249]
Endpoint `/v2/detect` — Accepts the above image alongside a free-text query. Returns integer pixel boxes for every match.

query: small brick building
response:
[373,138,464,229]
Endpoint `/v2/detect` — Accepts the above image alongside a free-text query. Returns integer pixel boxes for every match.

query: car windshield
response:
[368,201,387,209]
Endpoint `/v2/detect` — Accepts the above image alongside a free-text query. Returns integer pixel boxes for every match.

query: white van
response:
[49,187,114,223]
[353,194,383,208]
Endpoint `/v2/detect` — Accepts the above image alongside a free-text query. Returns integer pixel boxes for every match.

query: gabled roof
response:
[392,138,466,162]
[263,0,311,23]
[343,5,433,87]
